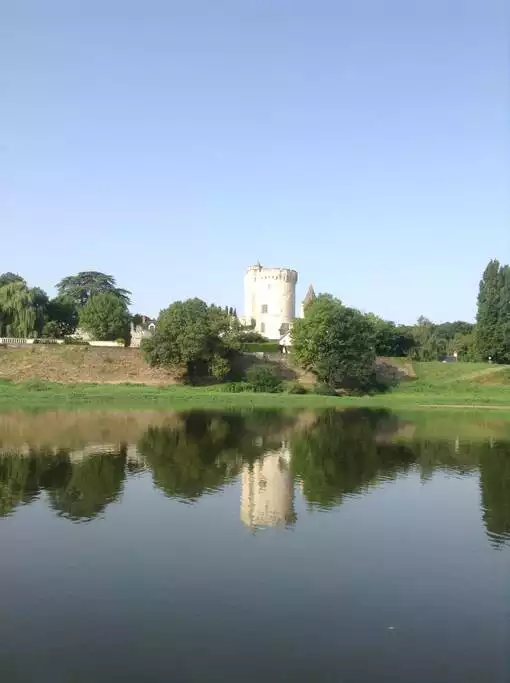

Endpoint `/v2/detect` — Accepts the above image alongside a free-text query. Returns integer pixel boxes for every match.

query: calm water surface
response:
[0,408,509,683]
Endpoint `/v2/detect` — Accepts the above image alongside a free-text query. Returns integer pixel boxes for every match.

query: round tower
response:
[243,264,298,339]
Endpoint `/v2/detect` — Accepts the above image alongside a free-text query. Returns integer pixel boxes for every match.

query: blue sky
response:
[1,0,509,324]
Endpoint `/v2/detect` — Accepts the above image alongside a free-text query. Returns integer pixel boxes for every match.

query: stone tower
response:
[242,263,298,339]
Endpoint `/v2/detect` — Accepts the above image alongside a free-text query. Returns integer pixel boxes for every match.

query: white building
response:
[241,263,298,340]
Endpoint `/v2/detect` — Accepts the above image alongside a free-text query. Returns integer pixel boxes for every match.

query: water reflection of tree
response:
[290,409,416,509]
[0,449,67,516]
[0,447,127,521]
[46,448,127,521]
[137,410,291,501]
[0,410,509,545]
[478,441,510,545]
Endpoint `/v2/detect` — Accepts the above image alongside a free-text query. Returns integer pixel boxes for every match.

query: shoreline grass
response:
[0,377,509,415]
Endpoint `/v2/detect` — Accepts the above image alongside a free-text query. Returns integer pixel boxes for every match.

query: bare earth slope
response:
[0,346,176,384]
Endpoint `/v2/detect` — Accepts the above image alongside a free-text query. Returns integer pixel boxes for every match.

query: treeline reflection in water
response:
[0,409,509,546]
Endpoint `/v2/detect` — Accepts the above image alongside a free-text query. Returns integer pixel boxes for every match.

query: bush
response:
[22,378,50,392]
[63,337,89,345]
[313,383,338,396]
[210,355,231,380]
[240,330,267,343]
[246,365,283,393]
[286,381,308,394]
[221,381,252,393]
[243,342,280,353]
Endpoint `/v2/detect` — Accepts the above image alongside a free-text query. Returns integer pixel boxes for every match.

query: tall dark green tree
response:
[476,259,504,362]
[44,295,79,337]
[56,271,131,308]
[497,264,510,363]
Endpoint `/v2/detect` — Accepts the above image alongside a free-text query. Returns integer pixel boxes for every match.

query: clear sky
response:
[1,0,509,324]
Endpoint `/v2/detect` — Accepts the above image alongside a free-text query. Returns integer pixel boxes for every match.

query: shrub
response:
[221,381,252,393]
[313,383,338,396]
[243,342,280,353]
[240,330,267,343]
[246,365,283,393]
[22,378,50,392]
[210,355,231,380]
[286,381,308,394]
[63,337,89,345]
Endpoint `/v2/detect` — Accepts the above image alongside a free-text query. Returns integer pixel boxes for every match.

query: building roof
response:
[302,284,316,305]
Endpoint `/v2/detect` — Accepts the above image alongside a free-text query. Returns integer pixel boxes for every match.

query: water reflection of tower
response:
[240,442,295,529]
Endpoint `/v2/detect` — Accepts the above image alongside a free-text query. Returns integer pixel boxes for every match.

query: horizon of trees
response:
[0,260,507,362]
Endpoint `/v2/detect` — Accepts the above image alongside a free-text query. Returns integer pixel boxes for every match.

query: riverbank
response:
[1,352,509,413]
[1,377,509,414]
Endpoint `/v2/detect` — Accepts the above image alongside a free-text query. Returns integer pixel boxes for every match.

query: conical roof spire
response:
[303,284,316,306]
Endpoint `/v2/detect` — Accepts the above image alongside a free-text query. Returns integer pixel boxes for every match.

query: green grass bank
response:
[0,358,509,413]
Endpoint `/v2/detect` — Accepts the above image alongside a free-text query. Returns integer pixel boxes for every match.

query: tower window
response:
[260,322,265,334]
[261,304,268,314]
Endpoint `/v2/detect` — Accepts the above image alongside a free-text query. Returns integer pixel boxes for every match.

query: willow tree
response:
[0,281,38,337]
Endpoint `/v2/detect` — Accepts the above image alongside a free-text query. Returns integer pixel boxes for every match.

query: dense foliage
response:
[475,259,510,363]
[0,270,130,340]
[142,298,242,381]
[245,365,283,392]
[56,271,131,308]
[78,292,131,341]
[292,295,377,391]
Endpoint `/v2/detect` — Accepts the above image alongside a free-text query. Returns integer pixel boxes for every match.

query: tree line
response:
[1,259,508,379]
[0,271,132,342]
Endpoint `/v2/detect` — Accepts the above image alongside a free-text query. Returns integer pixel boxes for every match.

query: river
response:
[0,408,508,682]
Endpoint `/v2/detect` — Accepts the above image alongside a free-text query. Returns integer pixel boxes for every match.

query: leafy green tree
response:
[365,314,415,357]
[0,280,38,337]
[246,365,283,392]
[56,271,131,308]
[44,295,79,337]
[0,272,24,287]
[476,259,504,362]
[498,265,510,363]
[78,292,131,341]
[451,330,477,361]
[291,294,376,392]
[142,298,241,381]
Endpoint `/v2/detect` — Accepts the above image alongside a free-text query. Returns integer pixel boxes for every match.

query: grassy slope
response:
[0,359,508,413]
[388,361,510,406]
